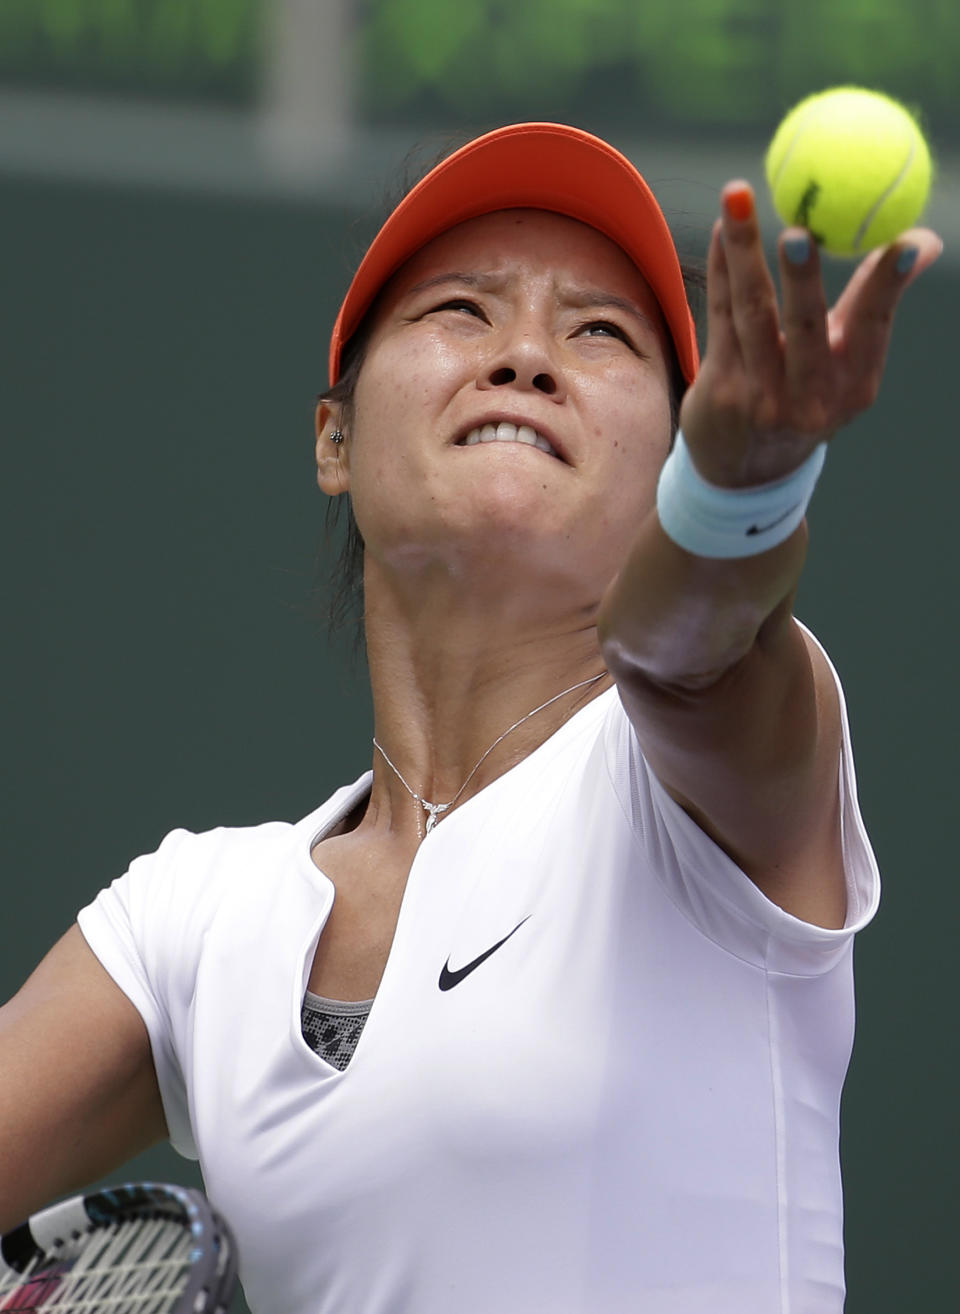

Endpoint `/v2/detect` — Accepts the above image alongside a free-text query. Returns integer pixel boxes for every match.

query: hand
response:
[678,180,943,488]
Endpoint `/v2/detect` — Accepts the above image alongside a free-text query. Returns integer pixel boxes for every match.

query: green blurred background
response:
[2,3,955,1311]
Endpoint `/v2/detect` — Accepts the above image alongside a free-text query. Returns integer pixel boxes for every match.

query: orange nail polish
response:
[724,186,754,223]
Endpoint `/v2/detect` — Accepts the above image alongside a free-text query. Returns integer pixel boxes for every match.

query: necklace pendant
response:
[422,800,450,833]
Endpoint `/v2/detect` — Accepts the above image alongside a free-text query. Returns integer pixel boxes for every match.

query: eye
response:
[578,319,631,343]
[431,298,485,318]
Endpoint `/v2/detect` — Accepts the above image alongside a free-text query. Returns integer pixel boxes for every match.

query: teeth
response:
[461,422,557,457]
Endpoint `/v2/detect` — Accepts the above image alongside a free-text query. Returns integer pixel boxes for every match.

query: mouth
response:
[454,421,566,462]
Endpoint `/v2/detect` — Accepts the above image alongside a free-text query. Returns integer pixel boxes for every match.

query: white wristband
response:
[656,431,827,559]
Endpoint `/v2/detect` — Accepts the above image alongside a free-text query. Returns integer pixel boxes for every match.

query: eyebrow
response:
[404,272,658,334]
[404,271,502,296]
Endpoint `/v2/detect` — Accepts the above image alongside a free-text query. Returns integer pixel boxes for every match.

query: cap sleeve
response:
[77,827,216,1159]
[602,622,881,975]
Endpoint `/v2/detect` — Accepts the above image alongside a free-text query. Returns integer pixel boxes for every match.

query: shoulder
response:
[75,783,366,977]
[112,817,302,910]
[98,775,371,915]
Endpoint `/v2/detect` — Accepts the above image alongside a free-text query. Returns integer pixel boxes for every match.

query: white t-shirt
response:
[78,659,879,1314]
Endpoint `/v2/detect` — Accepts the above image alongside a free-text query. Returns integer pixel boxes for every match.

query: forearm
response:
[597,508,807,689]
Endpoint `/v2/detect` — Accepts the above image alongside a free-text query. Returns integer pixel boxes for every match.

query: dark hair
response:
[318,320,374,663]
[317,257,706,664]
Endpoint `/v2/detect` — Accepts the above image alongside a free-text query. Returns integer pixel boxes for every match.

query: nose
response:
[479,329,564,400]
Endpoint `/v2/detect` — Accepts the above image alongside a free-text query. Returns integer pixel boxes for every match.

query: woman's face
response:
[329,209,676,611]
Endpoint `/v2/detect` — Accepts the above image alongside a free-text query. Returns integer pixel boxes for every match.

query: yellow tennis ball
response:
[765,87,933,257]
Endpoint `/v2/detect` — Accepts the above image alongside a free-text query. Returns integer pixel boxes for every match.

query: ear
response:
[315,400,350,495]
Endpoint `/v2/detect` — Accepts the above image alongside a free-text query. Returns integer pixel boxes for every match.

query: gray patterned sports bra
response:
[301,991,373,1070]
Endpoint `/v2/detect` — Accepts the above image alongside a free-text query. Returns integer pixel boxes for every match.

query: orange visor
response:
[328,121,700,388]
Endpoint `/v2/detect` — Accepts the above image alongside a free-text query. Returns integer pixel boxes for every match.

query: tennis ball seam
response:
[768,127,803,194]
[853,140,916,250]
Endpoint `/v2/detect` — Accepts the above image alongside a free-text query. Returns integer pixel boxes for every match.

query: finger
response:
[830,228,944,406]
[702,217,743,374]
[831,227,943,333]
[777,227,833,425]
[718,181,783,389]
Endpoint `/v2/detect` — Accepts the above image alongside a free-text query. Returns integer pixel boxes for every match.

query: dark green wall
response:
[3,173,954,1312]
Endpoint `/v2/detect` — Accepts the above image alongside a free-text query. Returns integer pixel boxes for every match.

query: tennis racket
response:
[0,1182,236,1314]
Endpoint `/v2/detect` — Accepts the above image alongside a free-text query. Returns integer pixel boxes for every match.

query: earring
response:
[331,429,344,445]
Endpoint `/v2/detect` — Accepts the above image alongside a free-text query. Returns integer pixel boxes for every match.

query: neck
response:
[354,569,612,844]
[373,669,606,838]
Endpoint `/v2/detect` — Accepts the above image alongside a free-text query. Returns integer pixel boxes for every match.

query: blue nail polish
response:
[784,234,811,266]
[896,246,919,275]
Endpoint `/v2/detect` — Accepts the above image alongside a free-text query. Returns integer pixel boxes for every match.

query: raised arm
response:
[0,925,166,1232]
[598,182,942,928]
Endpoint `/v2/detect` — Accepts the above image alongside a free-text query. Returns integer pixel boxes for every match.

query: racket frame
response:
[0,1182,236,1314]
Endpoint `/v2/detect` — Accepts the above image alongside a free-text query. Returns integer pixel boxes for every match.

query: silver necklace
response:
[372,671,606,840]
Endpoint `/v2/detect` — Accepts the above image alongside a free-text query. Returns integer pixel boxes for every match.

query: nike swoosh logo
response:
[438,916,531,991]
[746,501,801,536]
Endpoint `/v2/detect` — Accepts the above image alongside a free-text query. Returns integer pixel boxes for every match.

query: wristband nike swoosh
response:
[438,916,531,991]
[745,502,802,535]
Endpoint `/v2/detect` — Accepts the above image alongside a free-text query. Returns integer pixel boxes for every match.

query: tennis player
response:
[0,124,942,1312]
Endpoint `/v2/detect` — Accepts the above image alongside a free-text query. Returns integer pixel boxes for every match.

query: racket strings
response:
[61,1218,193,1313]
[0,1218,195,1313]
